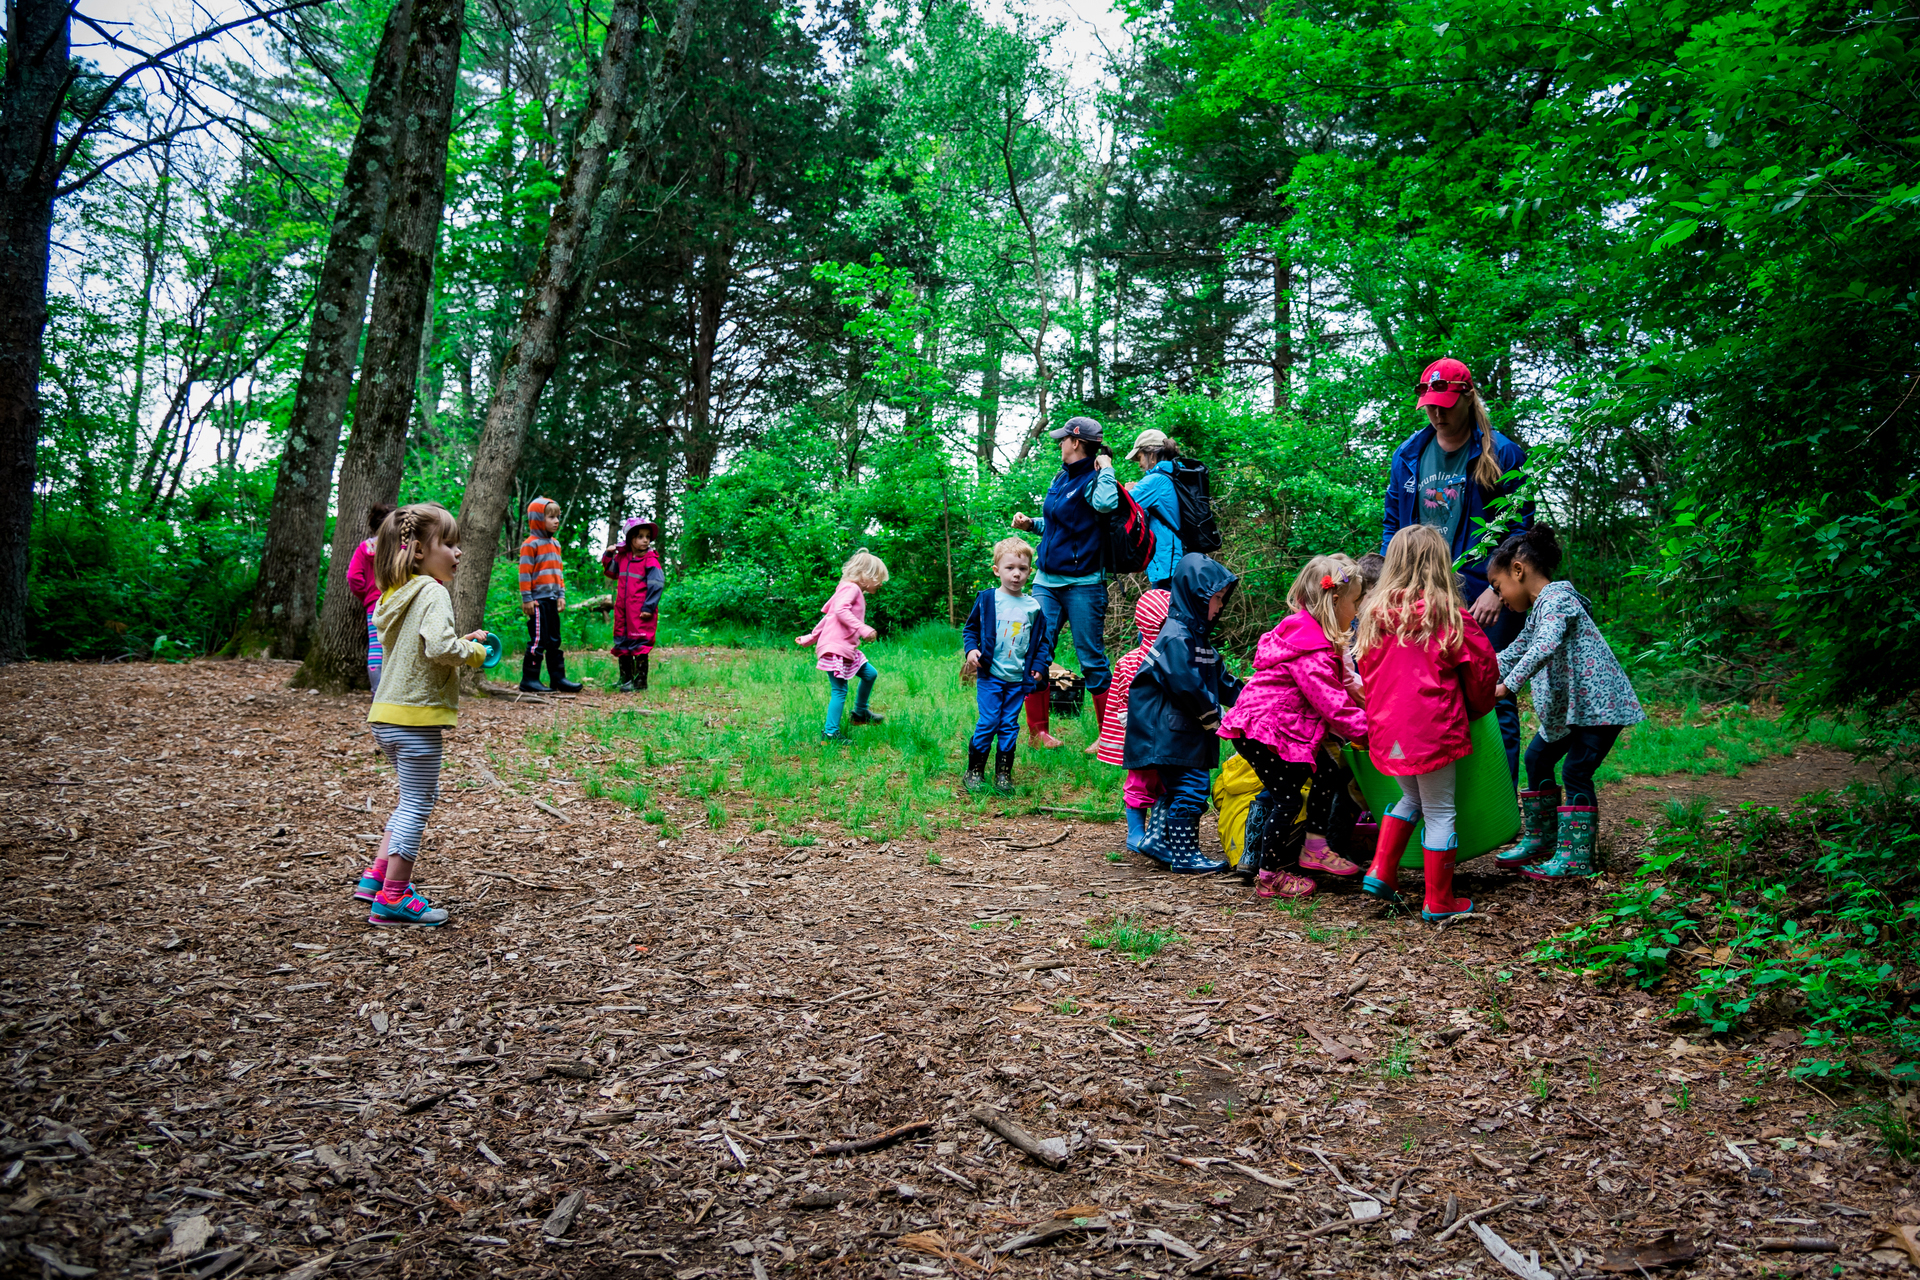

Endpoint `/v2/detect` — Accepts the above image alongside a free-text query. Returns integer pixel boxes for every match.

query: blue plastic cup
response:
[481,632,504,669]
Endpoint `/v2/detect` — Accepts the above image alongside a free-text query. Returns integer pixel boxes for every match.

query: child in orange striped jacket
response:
[517,497,581,694]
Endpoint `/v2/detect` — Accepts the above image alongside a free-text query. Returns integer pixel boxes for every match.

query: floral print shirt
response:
[1497,580,1645,740]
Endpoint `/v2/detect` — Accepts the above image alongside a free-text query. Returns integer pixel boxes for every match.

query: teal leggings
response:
[824,663,877,735]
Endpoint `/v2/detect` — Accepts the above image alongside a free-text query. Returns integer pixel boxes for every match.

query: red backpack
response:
[1102,485,1157,575]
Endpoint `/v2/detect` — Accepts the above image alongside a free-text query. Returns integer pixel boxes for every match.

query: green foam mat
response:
[1346,712,1521,866]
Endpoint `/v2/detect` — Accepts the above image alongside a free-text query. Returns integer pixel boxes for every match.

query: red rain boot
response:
[1085,690,1109,754]
[1025,690,1061,748]
[1362,813,1416,908]
[1420,839,1473,921]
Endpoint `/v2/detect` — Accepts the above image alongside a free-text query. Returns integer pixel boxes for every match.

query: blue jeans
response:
[970,676,1026,753]
[1033,580,1110,694]
[1155,766,1214,822]
[1525,725,1622,806]
[824,663,877,736]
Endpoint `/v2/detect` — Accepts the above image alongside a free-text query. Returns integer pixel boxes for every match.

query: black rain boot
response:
[964,747,990,794]
[546,648,582,694]
[616,656,636,693]
[634,653,649,691]
[993,746,1015,796]
[519,649,550,694]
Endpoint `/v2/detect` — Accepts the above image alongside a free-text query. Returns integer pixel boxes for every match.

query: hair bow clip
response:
[1320,574,1336,590]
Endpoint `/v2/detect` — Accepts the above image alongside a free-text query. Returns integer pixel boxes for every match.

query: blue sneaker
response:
[368,893,447,927]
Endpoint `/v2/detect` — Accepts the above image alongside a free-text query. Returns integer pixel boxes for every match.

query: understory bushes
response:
[1540,778,1920,1081]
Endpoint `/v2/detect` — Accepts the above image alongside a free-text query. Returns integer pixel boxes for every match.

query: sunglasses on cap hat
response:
[1414,375,1474,394]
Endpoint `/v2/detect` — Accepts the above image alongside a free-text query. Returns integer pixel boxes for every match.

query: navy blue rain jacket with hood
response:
[1122,553,1244,771]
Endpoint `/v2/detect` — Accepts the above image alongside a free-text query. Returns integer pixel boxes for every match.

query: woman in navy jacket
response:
[1384,358,1531,778]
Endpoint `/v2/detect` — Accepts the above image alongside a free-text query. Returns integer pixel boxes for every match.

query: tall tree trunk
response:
[976,327,1000,477]
[238,0,415,659]
[0,0,68,662]
[450,0,699,640]
[1273,238,1292,413]
[296,0,464,690]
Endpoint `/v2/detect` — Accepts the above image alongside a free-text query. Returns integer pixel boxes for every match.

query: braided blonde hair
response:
[374,503,458,592]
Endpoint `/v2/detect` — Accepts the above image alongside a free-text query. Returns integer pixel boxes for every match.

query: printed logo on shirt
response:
[1387,740,1406,761]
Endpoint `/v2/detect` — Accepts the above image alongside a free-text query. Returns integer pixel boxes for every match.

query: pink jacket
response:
[346,538,381,615]
[796,581,875,662]
[1356,605,1499,776]
[1218,609,1368,763]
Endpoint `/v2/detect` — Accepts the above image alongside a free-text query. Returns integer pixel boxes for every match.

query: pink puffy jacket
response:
[795,581,875,662]
[1356,604,1499,776]
[1218,609,1368,763]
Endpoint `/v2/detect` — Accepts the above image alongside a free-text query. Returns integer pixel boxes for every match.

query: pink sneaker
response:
[1257,870,1316,899]
[1299,836,1360,877]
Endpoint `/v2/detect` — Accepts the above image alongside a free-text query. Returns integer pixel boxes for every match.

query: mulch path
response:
[0,658,1910,1280]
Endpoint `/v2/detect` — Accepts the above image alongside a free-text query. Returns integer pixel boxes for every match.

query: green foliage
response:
[1596,704,1860,790]
[28,468,274,659]
[1538,780,1920,1079]
[1085,915,1184,958]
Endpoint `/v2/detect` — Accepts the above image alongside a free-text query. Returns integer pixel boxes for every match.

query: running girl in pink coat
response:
[1218,555,1369,899]
[1354,525,1499,920]
[796,549,889,741]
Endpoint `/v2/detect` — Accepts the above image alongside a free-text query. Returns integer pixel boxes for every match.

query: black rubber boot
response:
[634,653,649,691]
[546,648,582,694]
[993,746,1015,796]
[616,656,635,692]
[519,649,550,694]
[964,747,990,794]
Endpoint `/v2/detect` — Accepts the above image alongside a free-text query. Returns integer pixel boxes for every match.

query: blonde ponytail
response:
[1468,390,1505,491]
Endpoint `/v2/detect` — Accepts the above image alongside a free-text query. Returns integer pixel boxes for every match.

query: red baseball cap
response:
[1415,357,1475,409]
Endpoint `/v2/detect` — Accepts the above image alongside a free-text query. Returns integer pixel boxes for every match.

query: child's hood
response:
[1266,609,1336,660]
[373,575,436,632]
[1134,588,1171,646]
[1168,553,1238,634]
[526,496,560,535]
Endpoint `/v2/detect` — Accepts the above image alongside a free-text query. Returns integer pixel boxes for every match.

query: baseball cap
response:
[1415,357,1475,409]
[1048,415,1103,443]
[1127,428,1172,461]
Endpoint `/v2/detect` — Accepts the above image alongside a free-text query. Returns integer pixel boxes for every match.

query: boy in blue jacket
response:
[1123,553,1244,872]
[962,538,1055,795]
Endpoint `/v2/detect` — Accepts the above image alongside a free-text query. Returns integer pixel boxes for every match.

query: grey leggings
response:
[1387,760,1458,848]
[371,723,443,862]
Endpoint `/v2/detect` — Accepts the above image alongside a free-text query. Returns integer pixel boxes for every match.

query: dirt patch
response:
[0,661,1910,1279]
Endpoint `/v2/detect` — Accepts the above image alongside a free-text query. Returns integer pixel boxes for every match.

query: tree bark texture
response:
[296,0,465,690]
[241,0,415,659]
[0,0,69,661]
[451,0,698,638]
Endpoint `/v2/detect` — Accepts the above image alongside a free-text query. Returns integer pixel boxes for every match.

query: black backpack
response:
[1102,483,1157,575]
[1149,458,1222,553]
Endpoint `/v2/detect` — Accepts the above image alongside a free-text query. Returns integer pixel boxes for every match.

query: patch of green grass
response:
[1272,895,1368,946]
[1529,1067,1551,1100]
[1106,851,1123,863]
[926,852,942,866]
[1672,1082,1692,1112]
[969,917,1021,931]
[1379,1034,1415,1079]
[525,621,1123,842]
[1848,1097,1918,1163]
[1191,981,1215,996]
[1596,701,1859,788]
[1085,914,1183,959]
[1054,998,1080,1015]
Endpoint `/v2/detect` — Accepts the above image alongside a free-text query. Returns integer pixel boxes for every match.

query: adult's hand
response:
[1470,586,1502,626]
[1011,513,1036,532]
[1094,455,1112,471]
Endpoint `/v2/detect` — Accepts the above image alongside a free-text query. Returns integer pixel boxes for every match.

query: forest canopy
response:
[7,0,1916,730]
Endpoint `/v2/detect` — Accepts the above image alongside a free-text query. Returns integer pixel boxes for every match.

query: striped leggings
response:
[371,723,443,862]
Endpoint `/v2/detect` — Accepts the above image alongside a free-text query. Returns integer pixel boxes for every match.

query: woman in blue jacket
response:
[1125,429,1184,590]
[1011,416,1118,749]
[1382,357,1531,777]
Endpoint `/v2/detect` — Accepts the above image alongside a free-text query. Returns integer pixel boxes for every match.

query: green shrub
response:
[1538,778,1920,1080]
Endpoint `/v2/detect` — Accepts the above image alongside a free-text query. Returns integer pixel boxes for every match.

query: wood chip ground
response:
[0,659,1906,1279]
